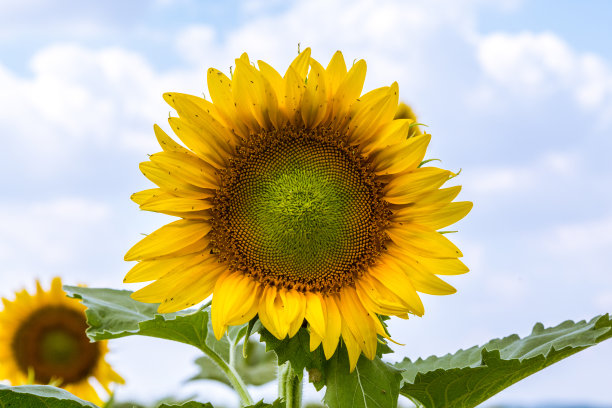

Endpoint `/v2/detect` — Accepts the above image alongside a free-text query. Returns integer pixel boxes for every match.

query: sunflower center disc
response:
[213,127,388,293]
[12,306,100,385]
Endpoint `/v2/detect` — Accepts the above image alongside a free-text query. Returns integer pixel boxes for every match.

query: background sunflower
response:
[0,278,124,405]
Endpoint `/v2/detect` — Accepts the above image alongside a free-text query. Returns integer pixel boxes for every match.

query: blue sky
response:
[1,0,611,406]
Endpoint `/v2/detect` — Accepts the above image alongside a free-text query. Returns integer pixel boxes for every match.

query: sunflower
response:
[0,278,124,404]
[124,48,471,370]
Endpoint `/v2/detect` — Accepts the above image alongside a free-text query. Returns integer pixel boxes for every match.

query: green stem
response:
[199,343,254,406]
[278,361,303,408]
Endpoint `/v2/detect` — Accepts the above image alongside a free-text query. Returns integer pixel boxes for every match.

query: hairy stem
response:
[279,361,303,408]
[199,343,254,406]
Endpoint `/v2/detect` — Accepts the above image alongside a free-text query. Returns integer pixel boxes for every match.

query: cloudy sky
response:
[1,0,611,406]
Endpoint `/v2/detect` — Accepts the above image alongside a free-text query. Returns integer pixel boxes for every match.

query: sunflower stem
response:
[279,361,303,408]
[199,343,254,406]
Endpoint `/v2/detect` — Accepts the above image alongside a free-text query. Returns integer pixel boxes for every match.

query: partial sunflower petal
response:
[387,224,463,258]
[371,133,432,176]
[322,296,342,359]
[305,292,326,338]
[384,167,452,204]
[150,151,219,190]
[139,161,210,199]
[124,220,210,261]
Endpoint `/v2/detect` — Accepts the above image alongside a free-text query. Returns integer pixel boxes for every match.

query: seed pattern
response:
[212,126,390,293]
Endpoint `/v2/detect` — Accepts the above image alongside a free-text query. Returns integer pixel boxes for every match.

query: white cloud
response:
[0,44,208,177]
[171,0,517,93]
[465,151,580,195]
[0,198,113,297]
[545,214,612,256]
[477,31,612,122]
[0,198,110,265]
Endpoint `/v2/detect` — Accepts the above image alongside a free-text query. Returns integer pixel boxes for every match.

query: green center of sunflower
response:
[212,127,389,293]
[12,306,100,385]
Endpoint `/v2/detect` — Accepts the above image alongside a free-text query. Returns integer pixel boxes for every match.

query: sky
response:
[1,0,611,406]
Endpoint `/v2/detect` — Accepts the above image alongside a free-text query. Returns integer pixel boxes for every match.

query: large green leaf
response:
[64,286,210,347]
[396,314,612,408]
[323,345,403,408]
[0,385,99,408]
[191,340,277,386]
[64,286,258,406]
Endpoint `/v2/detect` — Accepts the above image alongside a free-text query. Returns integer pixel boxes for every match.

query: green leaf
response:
[0,385,99,408]
[258,327,326,389]
[157,402,213,408]
[65,286,255,406]
[323,344,402,408]
[63,286,210,347]
[396,313,612,408]
[244,399,284,408]
[191,340,277,386]
[64,286,243,358]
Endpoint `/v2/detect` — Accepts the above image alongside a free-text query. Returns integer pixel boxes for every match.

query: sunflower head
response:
[125,48,472,370]
[0,278,124,404]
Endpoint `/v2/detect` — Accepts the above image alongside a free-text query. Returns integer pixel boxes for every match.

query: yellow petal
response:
[258,60,287,128]
[164,92,238,147]
[131,188,164,205]
[233,59,267,130]
[337,287,377,360]
[207,68,235,119]
[329,59,367,123]
[168,117,229,168]
[211,272,259,339]
[359,118,412,154]
[284,290,307,337]
[258,60,284,97]
[394,201,473,230]
[258,286,285,339]
[384,167,451,204]
[157,258,226,313]
[348,82,399,144]
[287,47,312,80]
[387,251,457,295]
[310,329,323,352]
[370,133,432,175]
[367,262,425,316]
[139,161,210,199]
[322,296,342,359]
[284,66,305,126]
[124,219,210,261]
[140,195,212,213]
[150,151,219,190]
[124,255,198,283]
[305,292,326,338]
[355,274,418,316]
[301,57,328,128]
[387,224,463,258]
[415,256,470,276]
[325,51,347,97]
[154,124,188,153]
[341,320,361,372]
[399,186,462,210]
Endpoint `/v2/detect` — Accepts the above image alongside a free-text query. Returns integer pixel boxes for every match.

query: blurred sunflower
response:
[0,278,124,404]
[125,48,471,369]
